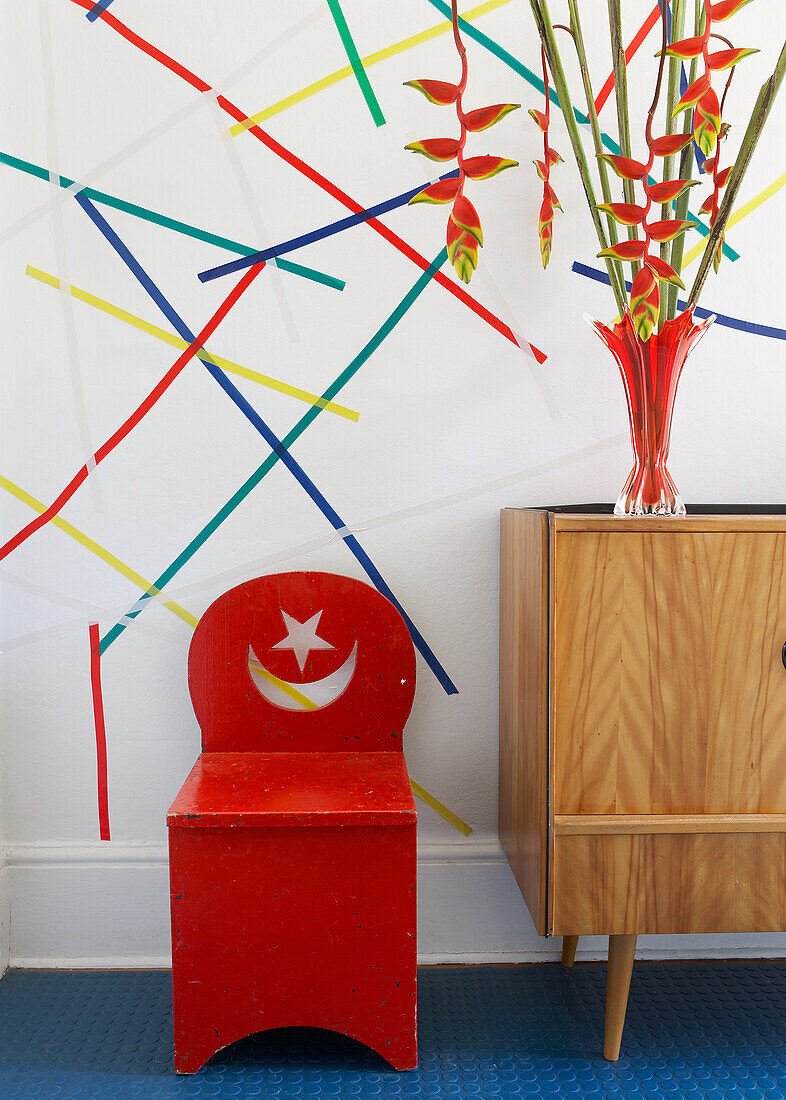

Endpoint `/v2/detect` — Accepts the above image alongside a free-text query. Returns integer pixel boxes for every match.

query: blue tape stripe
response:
[198,169,460,283]
[86,0,114,22]
[572,261,786,340]
[76,197,456,692]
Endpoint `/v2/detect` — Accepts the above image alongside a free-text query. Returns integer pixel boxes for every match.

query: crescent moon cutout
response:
[248,641,358,711]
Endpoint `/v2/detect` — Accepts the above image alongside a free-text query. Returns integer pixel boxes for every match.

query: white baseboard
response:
[4,838,786,969]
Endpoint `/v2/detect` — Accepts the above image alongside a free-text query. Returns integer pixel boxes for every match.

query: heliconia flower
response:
[647,178,700,203]
[630,265,660,341]
[447,221,480,282]
[403,79,459,105]
[547,183,562,212]
[646,218,698,242]
[538,193,554,269]
[699,193,715,214]
[408,177,461,205]
[672,72,712,116]
[596,202,647,225]
[446,218,479,280]
[446,217,464,263]
[532,159,548,180]
[528,108,548,131]
[597,153,648,180]
[701,155,718,173]
[462,102,520,132]
[404,137,460,161]
[546,146,563,166]
[708,0,755,21]
[694,87,721,154]
[453,240,480,282]
[644,254,685,288]
[597,240,648,262]
[462,155,518,180]
[649,133,696,156]
[707,47,759,70]
[451,194,484,245]
[662,34,709,60]
[715,165,734,187]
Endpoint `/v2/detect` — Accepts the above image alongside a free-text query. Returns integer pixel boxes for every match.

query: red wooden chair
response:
[167,571,418,1073]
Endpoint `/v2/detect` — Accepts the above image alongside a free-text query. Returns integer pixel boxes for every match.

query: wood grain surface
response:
[553,529,786,815]
[499,508,549,933]
[552,831,786,934]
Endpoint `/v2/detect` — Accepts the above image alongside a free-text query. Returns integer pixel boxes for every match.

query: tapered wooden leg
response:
[604,934,637,1061]
[561,935,579,968]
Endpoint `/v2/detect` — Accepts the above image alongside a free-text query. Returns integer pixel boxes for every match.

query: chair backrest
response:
[189,572,417,752]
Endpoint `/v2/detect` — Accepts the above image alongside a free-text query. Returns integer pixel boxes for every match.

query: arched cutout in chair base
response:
[175,1021,418,1075]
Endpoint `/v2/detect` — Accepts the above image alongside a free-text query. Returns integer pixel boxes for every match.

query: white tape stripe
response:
[203,92,300,344]
[474,262,562,420]
[39,0,103,510]
[0,569,184,650]
[0,7,325,250]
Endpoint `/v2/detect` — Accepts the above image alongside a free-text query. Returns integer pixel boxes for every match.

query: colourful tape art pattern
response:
[6,0,777,841]
[71,0,547,362]
[326,0,386,126]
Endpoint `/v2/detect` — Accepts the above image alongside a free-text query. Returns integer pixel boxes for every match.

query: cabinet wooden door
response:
[553,530,786,816]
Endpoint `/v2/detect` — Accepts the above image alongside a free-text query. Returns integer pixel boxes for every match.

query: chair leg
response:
[560,935,579,968]
[604,933,637,1061]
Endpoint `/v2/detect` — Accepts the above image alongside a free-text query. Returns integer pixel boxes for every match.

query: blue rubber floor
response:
[0,963,785,1097]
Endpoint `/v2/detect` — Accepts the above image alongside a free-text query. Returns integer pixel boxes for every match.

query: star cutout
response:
[271,609,335,672]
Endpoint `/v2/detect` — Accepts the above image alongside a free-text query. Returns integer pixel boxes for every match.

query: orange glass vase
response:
[587,306,715,516]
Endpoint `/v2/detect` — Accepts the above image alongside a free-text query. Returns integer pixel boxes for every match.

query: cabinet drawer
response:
[551,829,786,935]
[553,530,786,815]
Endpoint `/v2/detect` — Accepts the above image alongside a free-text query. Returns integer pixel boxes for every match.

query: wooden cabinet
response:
[499,506,786,1057]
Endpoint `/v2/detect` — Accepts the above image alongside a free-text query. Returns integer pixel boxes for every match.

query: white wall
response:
[1,0,785,967]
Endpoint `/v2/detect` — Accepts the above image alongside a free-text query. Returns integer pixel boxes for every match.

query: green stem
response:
[567,0,625,307]
[660,0,685,265]
[608,0,639,276]
[666,0,703,320]
[688,37,786,305]
[529,0,627,315]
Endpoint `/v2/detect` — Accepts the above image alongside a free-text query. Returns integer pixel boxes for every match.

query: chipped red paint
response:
[168,573,418,1074]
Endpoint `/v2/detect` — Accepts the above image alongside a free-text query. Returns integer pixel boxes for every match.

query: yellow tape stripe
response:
[0,473,198,629]
[25,266,359,422]
[410,778,473,836]
[229,0,512,135]
[681,173,786,269]
[248,657,320,710]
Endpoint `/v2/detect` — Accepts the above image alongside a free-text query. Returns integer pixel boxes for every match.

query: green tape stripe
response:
[0,150,346,290]
[326,0,386,127]
[423,0,738,263]
[268,257,344,290]
[119,248,448,609]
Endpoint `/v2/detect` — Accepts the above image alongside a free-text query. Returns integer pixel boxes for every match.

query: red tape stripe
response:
[69,0,546,364]
[0,262,264,562]
[89,622,111,841]
[594,3,663,114]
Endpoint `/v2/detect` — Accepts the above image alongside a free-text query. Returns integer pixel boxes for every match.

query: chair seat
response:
[167,751,416,828]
